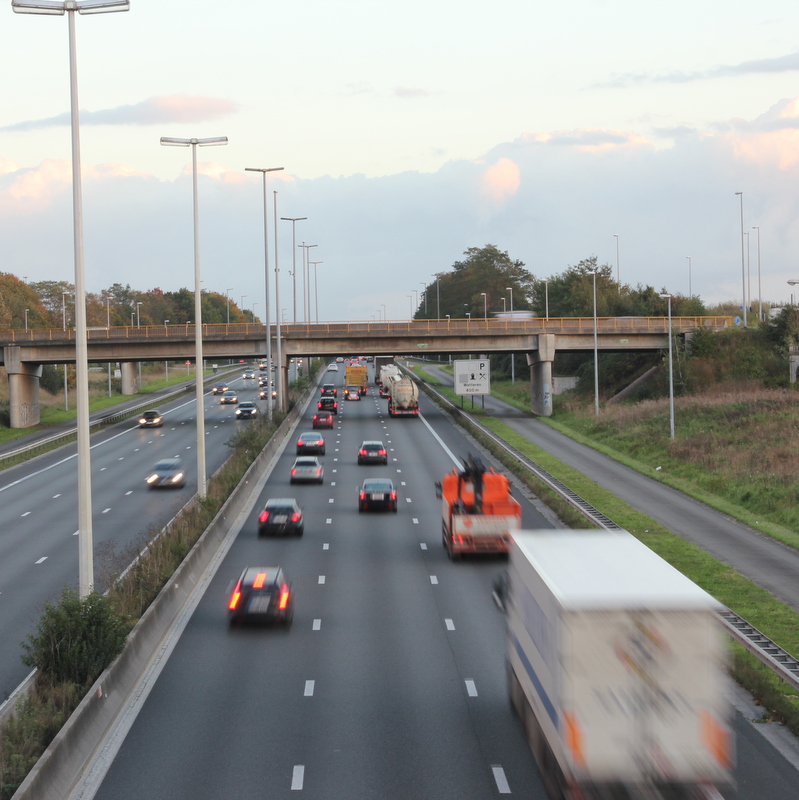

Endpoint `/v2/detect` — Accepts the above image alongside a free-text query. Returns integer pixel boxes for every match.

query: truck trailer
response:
[387,376,419,416]
[344,364,369,395]
[507,529,733,800]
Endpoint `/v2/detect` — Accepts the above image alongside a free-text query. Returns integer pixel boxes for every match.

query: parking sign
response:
[453,359,490,396]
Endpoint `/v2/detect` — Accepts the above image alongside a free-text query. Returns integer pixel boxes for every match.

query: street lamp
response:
[298,243,318,321]
[659,294,675,439]
[752,226,762,321]
[106,297,111,397]
[252,302,258,321]
[24,308,29,330]
[136,300,142,327]
[310,261,323,321]
[13,0,131,599]
[420,282,427,315]
[226,287,233,324]
[160,133,228,499]
[543,280,549,320]
[506,286,515,382]
[240,295,247,316]
[614,233,620,293]
[164,321,169,380]
[381,303,386,322]
[501,297,506,313]
[62,291,71,409]
[279,215,306,323]
[412,288,418,317]
[433,274,440,319]
[407,295,413,319]
[744,231,751,320]
[481,292,487,320]
[246,167,283,424]
[589,270,599,417]
[735,192,747,327]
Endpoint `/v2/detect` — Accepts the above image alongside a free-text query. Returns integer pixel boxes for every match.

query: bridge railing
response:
[0,316,733,343]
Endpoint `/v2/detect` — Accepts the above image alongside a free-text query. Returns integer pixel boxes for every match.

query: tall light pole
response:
[735,192,747,328]
[246,167,283,423]
[299,243,317,321]
[160,134,228,499]
[13,0,130,598]
[164,320,169,380]
[252,302,258,321]
[506,286,514,382]
[24,308,29,330]
[310,261,323,322]
[589,270,599,417]
[481,292,487,320]
[421,282,427,315]
[407,295,413,318]
[240,295,247,316]
[501,297,506,313]
[614,233,620,293]
[225,287,233,324]
[412,288,418,317]
[280,216,306,323]
[659,294,675,439]
[136,300,143,389]
[543,280,549,320]
[63,291,70,410]
[274,190,285,411]
[744,231,751,321]
[381,303,387,323]
[752,226,762,321]
[106,297,112,397]
[686,257,692,298]
[434,274,440,319]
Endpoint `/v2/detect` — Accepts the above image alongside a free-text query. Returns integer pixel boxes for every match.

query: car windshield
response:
[154,460,179,471]
[239,403,255,409]
[143,411,159,418]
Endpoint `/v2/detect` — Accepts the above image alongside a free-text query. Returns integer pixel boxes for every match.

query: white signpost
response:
[454,359,490,396]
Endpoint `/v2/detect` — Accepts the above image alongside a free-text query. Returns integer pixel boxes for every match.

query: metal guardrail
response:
[415,373,799,694]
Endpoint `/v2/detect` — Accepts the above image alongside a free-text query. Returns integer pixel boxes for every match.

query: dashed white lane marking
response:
[318,575,326,584]
[102,508,111,514]
[72,530,79,536]
[100,467,107,471]
[332,469,337,473]
[401,481,406,486]
[291,765,305,790]
[125,491,132,496]
[492,766,511,794]
[328,498,334,504]
[133,448,140,452]
[312,619,321,630]
[53,494,61,498]
[333,458,338,462]
[304,680,315,697]
[430,575,438,585]
[118,457,124,461]
[396,469,401,473]
[465,680,478,697]
[326,519,332,524]
[445,618,455,631]
[392,457,398,462]
[331,482,336,487]
[323,543,329,549]
[21,512,31,517]
[419,542,426,548]
[35,557,48,564]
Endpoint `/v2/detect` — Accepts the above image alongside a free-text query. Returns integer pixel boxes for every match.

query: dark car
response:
[321,383,337,397]
[318,397,338,415]
[290,456,324,484]
[138,410,163,428]
[258,499,303,537]
[145,457,186,489]
[358,478,397,513]
[212,382,229,395]
[259,385,277,400]
[296,432,325,455]
[221,390,239,404]
[313,411,334,429]
[235,401,258,419]
[228,566,294,626]
[358,440,388,465]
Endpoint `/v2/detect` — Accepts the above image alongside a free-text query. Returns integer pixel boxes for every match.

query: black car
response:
[145,457,186,489]
[358,479,397,512]
[296,432,326,455]
[212,382,229,395]
[358,440,388,465]
[318,397,338,415]
[221,390,239,404]
[258,499,303,537]
[235,401,258,419]
[228,566,294,626]
[138,410,163,428]
[321,383,337,397]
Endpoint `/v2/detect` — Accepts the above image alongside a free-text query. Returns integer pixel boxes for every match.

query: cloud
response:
[598,50,799,88]
[480,157,520,203]
[1,95,239,133]
[393,86,429,98]
[520,128,649,151]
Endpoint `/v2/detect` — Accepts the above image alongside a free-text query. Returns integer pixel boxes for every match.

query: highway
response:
[0,366,280,701]
[76,363,797,800]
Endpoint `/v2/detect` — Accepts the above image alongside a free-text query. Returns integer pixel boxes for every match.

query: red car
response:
[313,411,334,429]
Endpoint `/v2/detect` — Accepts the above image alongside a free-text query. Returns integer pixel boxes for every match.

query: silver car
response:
[220,390,238,404]
[290,457,324,484]
[145,458,186,489]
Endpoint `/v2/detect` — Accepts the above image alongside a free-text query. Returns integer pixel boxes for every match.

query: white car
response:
[327,363,339,372]
[243,370,255,379]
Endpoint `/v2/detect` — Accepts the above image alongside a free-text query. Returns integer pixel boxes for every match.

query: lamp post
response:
[136,300,143,389]
[543,280,549,320]
[279,215,306,323]
[246,167,283,424]
[381,304,387,322]
[273,190,286,411]
[160,133,228,499]
[686,257,692,298]
[225,287,233,324]
[744,231,751,321]
[659,294,675,439]
[434,274,440,319]
[481,292,487,321]
[407,295,413,319]
[614,233,620,293]
[589,270,599,417]
[13,0,131,598]
[298,243,318,321]
[164,320,169,380]
[501,297,506,313]
[240,295,247,316]
[735,192,747,327]
[412,289,418,318]
[106,297,112,397]
[252,302,258,321]
[506,286,515,382]
[421,282,427,315]
[63,292,71,409]
[24,308,29,331]
[752,226,762,321]
[310,261,323,322]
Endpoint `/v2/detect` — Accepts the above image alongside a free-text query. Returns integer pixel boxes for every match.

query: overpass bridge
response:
[0,316,732,427]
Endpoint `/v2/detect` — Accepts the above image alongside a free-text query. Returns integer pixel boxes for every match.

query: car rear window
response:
[364,481,393,492]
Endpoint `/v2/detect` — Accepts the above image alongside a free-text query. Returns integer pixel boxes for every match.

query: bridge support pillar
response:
[526,334,556,417]
[120,361,139,395]
[4,347,42,428]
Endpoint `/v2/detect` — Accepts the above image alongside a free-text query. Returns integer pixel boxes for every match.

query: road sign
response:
[453,359,490,396]
[185,360,191,365]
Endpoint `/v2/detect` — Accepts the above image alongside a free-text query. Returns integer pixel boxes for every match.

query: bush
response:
[21,588,129,688]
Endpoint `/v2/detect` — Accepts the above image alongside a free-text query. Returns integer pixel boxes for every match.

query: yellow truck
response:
[344,364,369,395]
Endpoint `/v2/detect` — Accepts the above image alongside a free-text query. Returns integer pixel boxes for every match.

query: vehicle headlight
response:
[235,409,242,415]
[171,473,184,483]
[146,474,158,484]
[138,418,146,424]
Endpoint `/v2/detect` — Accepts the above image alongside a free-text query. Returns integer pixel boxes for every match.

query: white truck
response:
[387,376,419,417]
[378,364,401,396]
[507,530,733,800]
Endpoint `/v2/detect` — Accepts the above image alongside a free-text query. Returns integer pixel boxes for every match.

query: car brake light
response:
[259,510,269,523]
[253,572,267,589]
[359,449,367,456]
[291,469,297,475]
[379,450,386,456]
[229,581,242,610]
[279,586,290,609]
[390,492,397,500]
[359,492,366,500]
[291,512,301,522]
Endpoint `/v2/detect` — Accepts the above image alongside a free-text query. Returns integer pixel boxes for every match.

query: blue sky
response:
[3,0,799,321]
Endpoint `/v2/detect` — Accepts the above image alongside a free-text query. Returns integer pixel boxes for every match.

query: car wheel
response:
[392,507,397,513]
[318,477,324,484]
[321,448,326,455]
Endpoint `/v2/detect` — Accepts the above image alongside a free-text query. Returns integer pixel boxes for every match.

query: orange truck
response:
[436,455,521,559]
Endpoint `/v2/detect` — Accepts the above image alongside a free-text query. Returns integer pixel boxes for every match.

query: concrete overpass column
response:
[120,361,139,395]
[280,356,290,413]
[4,346,42,428]
[526,334,556,417]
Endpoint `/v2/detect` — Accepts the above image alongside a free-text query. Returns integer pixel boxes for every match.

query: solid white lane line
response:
[35,557,47,564]
[430,575,438,585]
[465,680,478,697]
[291,765,305,790]
[445,618,455,631]
[318,576,325,584]
[492,766,511,794]
[323,543,329,549]
[304,680,315,697]
[419,412,463,470]
[312,619,321,630]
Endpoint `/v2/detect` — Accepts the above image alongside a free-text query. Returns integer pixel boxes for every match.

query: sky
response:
[3,0,799,322]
